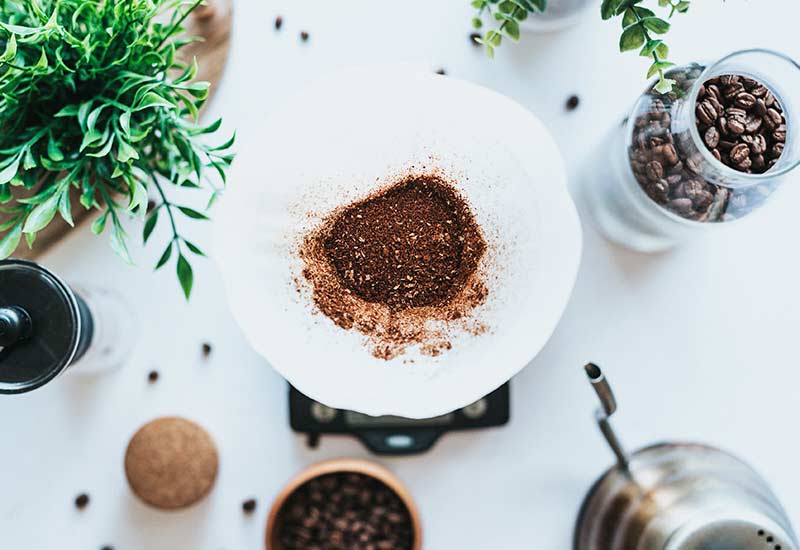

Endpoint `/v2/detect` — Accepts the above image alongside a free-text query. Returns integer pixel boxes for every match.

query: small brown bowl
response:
[265,458,422,550]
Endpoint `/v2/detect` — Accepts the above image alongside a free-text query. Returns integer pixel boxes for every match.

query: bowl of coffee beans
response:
[266,459,421,550]
[583,49,800,252]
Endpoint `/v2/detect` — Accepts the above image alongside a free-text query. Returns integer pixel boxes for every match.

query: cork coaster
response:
[125,417,219,510]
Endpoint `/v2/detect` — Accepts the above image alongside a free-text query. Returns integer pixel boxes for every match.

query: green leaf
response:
[503,19,520,41]
[128,178,149,213]
[619,24,646,52]
[134,92,176,112]
[0,222,22,259]
[0,23,41,36]
[86,134,115,158]
[654,77,677,94]
[34,48,48,70]
[47,137,64,161]
[601,0,624,19]
[472,17,483,29]
[109,219,132,264]
[178,206,209,220]
[58,192,74,227]
[23,192,60,233]
[184,239,205,257]
[176,253,193,299]
[0,183,10,203]
[0,154,21,185]
[143,209,159,243]
[642,17,670,34]
[54,104,79,118]
[117,139,140,163]
[647,60,675,78]
[91,211,108,235]
[155,241,173,270]
[1,34,16,62]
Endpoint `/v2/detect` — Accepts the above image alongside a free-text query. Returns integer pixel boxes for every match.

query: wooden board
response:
[10,0,232,260]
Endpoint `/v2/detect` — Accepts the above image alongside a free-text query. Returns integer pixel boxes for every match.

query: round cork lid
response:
[125,417,219,510]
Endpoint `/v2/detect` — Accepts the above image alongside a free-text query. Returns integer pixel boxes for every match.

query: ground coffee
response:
[323,176,484,311]
[299,173,489,359]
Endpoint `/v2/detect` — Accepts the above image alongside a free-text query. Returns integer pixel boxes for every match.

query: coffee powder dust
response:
[299,174,489,360]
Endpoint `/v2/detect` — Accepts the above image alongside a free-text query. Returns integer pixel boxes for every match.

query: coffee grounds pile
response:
[299,174,489,360]
[324,177,484,310]
[275,472,414,550]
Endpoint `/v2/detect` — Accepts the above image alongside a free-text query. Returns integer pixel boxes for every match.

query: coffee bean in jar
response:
[583,50,800,251]
[272,472,416,550]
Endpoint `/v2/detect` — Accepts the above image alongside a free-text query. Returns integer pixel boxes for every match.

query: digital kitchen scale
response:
[289,383,510,455]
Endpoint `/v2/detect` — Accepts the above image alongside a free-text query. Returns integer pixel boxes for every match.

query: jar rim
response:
[687,48,800,185]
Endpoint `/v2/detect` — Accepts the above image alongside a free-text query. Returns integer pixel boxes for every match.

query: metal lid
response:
[0,259,81,394]
[668,515,795,550]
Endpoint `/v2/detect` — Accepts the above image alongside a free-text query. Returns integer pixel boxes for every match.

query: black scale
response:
[289,383,510,455]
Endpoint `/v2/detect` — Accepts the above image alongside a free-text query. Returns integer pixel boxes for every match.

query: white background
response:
[2,1,800,549]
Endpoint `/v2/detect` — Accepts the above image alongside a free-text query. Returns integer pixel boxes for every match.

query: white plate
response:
[214,67,582,418]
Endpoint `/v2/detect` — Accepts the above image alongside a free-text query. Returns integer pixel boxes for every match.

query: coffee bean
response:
[744,114,762,134]
[729,143,750,164]
[100,546,114,550]
[766,108,783,127]
[696,100,718,125]
[719,75,740,86]
[755,98,767,116]
[771,142,784,159]
[300,30,310,42]
[645,160,664,181]
[742,134,766,154]
[704,127,720,149]
[469,32,481,46]
[727,118,746,135]
[734,92,756,109]
[274,16,283,30]
[668,198,694,216]
[435,68,447,75]
[75,493,90,509]
[147,370,159,383]
[201,342,212,357]
[773,124,787,142]
[566,95,580,111]
[242,498,257,513]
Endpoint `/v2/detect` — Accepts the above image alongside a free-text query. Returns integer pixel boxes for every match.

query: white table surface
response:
[2,1,800,549]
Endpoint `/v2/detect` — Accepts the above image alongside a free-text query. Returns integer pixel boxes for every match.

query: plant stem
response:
[151,173,181,251]
[157,0,204,49]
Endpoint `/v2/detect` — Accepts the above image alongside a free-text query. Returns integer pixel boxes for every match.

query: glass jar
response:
[583,49,800,252]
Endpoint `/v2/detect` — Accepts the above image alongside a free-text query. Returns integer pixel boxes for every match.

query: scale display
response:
[289,383,510,455]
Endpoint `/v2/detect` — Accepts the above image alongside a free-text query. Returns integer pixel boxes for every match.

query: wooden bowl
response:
[265,458,422,550]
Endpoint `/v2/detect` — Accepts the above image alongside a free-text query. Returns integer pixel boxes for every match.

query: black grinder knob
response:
[0,306,32,348]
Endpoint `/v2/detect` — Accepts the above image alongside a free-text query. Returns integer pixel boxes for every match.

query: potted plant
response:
[0,0,234,298]
[470,0,691,93]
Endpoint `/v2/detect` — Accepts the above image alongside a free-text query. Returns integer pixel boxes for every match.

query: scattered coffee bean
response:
[276,472,414,550]
[242,498,257,514]
[627,68,784,223]
[435,67,447,75]
[299,30,309,42]
[469,32,481,46]
[201,342,212,357]
[100,546,114,550]
[75,493,90,509]
[147,370,159,383]
[566,94,580,111]
[274,16,283,30]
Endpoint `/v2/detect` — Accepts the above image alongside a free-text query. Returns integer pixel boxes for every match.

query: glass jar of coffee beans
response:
[583,49,800,252]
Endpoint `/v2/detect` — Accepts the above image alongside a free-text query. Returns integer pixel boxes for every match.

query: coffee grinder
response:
[575,363,797,550]
[0,259,132,394]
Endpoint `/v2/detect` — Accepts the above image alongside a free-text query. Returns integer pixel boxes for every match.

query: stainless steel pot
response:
[575,364,797,550]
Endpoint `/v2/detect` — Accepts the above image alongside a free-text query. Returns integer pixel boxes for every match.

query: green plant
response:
[470,0,547,58]
[470,0,691,93]
[0,0,235,298]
